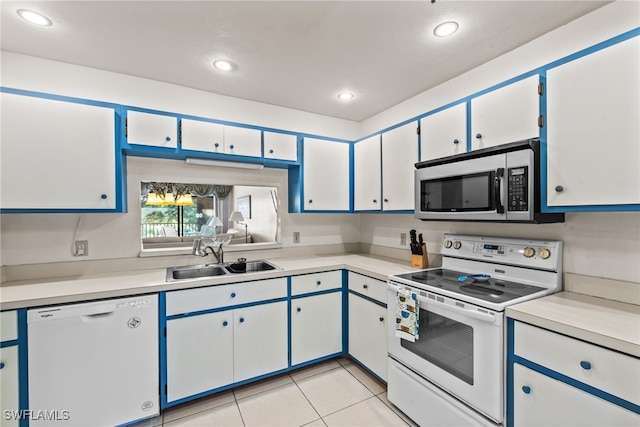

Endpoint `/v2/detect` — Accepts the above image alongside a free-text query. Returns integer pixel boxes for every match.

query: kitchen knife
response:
[417,234,424,255]
[409,229,418,254]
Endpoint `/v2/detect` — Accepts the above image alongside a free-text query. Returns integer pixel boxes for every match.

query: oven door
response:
[387,283,504,423]
[415,152,507,221]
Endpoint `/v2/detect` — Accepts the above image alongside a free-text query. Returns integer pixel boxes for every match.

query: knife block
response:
[411,244,429,269]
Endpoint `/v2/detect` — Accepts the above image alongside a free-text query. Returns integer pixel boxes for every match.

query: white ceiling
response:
[1,1,610,122]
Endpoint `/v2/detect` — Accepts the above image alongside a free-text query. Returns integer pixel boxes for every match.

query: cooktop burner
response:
[392,268,547,305]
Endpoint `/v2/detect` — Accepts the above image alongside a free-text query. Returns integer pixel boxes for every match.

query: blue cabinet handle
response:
[239,317,245,323]
[269,149,274,154]
[165,136,171,142]
[453,139,459,144]
[363,284,368,289]
[580,361,592,370]
[475,133,482,139]
[555,185,564,193]
[373,199,377,203]
[309,199,313,204]
[222,321,228,327]
[214,143,220,148]
[316,280,321,286]
[522,385,531,394]
[231,292,236,298]
[0,362,5,369]
[379,317,384,322]
[384,198,389,203]
[297,307,301,312]
[101,194,107,199]
[229,144,235,150]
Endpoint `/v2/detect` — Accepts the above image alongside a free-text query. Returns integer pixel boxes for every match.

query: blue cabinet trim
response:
[347,290,387,308]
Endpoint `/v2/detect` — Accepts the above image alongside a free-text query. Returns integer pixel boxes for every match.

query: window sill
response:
[139,242,283,258]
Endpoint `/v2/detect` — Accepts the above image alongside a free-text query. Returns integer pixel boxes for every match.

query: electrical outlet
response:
[293,231,300,244]
[400,233,407,246]
[74,240,88,256]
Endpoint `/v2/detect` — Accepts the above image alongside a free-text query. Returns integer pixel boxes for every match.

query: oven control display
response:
[473,243,506,256]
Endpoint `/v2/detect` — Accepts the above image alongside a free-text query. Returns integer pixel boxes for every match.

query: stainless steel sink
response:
[166,260,280,281]
[166,265,227,281]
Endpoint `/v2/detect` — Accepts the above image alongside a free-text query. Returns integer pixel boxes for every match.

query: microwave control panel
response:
[507,166,528,211]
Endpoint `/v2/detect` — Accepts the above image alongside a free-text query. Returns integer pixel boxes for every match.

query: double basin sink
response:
[166,259,280,282]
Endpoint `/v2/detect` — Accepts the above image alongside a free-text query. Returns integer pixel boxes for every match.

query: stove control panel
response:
[441,234,562,271]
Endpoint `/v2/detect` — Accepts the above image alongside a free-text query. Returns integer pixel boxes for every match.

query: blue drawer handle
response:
[0,362,5,369]
[580,361,592,370]
[316,281,321,286]
[165,136,171,142]
[101,194,107,199]
[222,321,228,327]
[475,133,482,139]
[231,292,236,298]
[297,307,301,312]
[379,317,384,322]
[269,149,274,154]
[229,144,235,149]
[239,317,245,323]
[363,284,368,289]
[214,143,220,148]
[522,385,531,394]
[453,139,459,144]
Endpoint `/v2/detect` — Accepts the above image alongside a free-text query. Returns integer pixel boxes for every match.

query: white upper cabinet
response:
[354,135,382,211]
[223,125,262,157]
[546,36,640,207]
[181,119,261,157]
[180,119,224,153]
[420,103,467,161]
[126,110,178,148]
[264,131,298,161]
[302,137,350,211]
[1,92,117,210]
[471,75,540,150]
[381,122,419,211]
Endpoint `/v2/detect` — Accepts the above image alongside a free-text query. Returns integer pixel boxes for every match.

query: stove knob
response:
[443,240,453,249]
[453,241,462,250]
[523,247,535,258]
[538,248,551,260]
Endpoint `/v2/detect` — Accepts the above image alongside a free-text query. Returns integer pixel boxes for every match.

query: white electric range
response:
[387,234,562,426]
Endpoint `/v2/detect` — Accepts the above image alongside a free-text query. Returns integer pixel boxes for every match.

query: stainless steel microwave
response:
[415,139,564,223]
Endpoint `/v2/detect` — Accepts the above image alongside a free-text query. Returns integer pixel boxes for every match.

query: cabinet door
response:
[166,311,233,402]
[0,346,19,427]
[264,131,297,161]
[354,135,382,211]
[127,110,178,148]
[381,122,418,211]
[224,125,262,157]
[291,292,343,366]
[1,92,116,210]
[546,37,640,207]
[234,302,288,382]
[471,75,540,150]
[181,118,224,153]
[513,363,640,426]
[348,294,387,381]
[420,103,467,161]
[302,138,350,211]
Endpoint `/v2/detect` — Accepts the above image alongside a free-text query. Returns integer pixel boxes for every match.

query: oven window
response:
[420,172,494,212]
[401,309,474,385]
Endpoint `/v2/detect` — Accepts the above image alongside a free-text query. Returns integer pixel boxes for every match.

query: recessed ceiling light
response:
[434,21,459,37]
[213,60,235,71]
[17,9,52,26]
[338,92,354,101]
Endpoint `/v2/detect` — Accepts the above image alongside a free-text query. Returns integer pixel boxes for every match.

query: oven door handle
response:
[389,283,498,324]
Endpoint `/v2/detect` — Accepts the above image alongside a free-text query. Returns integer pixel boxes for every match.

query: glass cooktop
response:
[392,268,547,305]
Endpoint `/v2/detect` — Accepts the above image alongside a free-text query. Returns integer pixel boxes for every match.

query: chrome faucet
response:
[192,238,224,264]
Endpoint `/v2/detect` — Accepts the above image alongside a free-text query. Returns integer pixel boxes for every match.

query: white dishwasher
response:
[28,294,159,426]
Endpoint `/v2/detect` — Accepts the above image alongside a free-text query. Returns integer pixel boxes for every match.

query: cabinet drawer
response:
[166,278,287,316]
[0,311,18,342]
[348,272,387,304]
[514,321,640,405]
[291,271,342,296]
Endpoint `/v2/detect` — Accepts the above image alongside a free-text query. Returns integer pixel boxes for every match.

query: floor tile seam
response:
[373,394,412,427]
[231,389,248,427]
[162,392,236,424]
[290,374,324,422]
[290,364,344,384]
[316,394,383,420]
[342,363,385,395]
[232,373,294,401]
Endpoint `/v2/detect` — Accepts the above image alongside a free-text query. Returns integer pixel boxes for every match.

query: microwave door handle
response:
[495,168,505,214]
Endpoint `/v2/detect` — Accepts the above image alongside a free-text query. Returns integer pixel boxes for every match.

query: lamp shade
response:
[229,211,245,222]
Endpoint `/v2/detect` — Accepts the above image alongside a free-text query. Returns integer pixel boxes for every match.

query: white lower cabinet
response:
[348,294,387,381]
[511,320,640,426]
[513,363,639,426]
[0,346,19,427]
[291,292,343,366]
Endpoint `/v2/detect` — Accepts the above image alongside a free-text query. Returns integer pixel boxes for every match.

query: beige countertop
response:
[507,291,640,357]
[0,254,415,310]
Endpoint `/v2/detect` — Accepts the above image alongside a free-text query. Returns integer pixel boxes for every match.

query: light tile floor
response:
[137,357,418,427]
